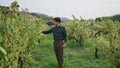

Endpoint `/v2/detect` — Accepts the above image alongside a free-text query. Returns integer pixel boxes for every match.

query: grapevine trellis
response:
[0,1,48,68]
[64,17,120,68]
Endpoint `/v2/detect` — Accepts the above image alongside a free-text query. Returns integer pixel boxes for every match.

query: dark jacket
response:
[42,25,67,42]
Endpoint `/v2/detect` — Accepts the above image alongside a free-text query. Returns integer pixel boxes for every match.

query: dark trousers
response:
[54,40,65,68]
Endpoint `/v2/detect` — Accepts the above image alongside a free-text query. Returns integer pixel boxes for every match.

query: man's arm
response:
[42,28,53,34]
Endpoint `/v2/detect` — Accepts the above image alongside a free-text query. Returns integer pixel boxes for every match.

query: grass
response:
[32,38,111,68]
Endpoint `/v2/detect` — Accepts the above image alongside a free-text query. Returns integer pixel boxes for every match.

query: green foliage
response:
[63,18,93,48]
[64,16,120,68]
[95,20,120,68]
[0,1,48,68]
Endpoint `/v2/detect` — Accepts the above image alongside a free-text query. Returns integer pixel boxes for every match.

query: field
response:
[32,36,111,68]
[0,1,120,68]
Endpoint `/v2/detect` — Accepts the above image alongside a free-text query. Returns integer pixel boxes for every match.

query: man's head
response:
[53,17,61,26]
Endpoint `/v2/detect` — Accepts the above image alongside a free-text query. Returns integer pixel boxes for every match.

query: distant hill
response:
[29,12,53,21]
[61,17,72,22]
[25,13,38,19]
[95,14,120,22]
[109,14,120,22]
[29,12,72,22]
[0,5,9,13]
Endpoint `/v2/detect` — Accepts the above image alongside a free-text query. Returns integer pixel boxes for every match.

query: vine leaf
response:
[0,47,7,55]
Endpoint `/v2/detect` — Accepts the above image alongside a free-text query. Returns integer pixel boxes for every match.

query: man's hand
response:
[61,40,66,48]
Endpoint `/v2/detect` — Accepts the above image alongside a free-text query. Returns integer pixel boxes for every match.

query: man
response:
[42,17,67,68]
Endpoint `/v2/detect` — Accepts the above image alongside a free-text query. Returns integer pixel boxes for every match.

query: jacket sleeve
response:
[42,28,53,34]
[62,27,67,42]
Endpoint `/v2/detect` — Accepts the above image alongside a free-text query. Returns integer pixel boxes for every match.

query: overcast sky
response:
[0,0,120,19]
